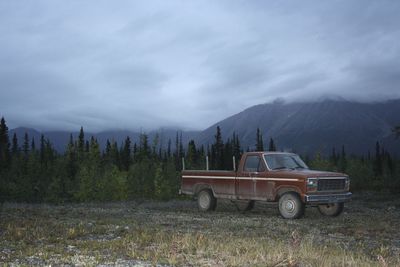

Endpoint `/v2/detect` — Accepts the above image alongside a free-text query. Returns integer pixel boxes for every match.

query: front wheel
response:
[197,189,217,211]
[278,192,305,219]
[318,203,344,217]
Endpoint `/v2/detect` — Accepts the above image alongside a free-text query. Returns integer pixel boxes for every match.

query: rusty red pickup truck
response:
[180,152,352,219]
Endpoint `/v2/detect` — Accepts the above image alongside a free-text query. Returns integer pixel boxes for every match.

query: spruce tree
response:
[132,142,138,162]
[31,137,36,151]
[186,140,197,168]
[167,138,171,158]
[0,117,11,170]
[105,139,111,154]
[139,133,149,159]
[330,147,338,166]
[223,139,233,170]
[173,132,185,168]
[109,140,120,167]
[197,144,206,169]
[40,134,45,166]
[85,140,90,153]
[256,128,264,151]
[338,145,347,172]
[121,136,132,171]
[179,132,184,160]
[268,138,276,151]
[174,132,180,170]
[23,132,29,159]
[65,134,77,198]
[212,126,224,169]
[35,137,56,201]
[374,141,383,176]
[152,133,159,157]
[103,139,112,165]
[78,127,85,155]
[11,133,19,156]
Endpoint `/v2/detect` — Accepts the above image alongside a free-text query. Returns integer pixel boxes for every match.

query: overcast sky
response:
[1,1,399,132]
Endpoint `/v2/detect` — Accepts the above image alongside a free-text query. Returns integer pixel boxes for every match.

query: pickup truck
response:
[180,152,352,219]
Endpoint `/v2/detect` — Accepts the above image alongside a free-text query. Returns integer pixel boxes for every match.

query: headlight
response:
[345,177,350,190]
[307,178,318,192]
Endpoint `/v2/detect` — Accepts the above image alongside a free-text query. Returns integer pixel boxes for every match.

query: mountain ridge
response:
[195,98,400,155]
[8,99,400,156]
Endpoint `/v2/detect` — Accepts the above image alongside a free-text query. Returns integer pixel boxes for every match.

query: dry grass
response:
[1,193,400,266]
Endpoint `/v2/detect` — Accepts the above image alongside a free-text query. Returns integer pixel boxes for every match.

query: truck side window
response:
[244,156,265,172]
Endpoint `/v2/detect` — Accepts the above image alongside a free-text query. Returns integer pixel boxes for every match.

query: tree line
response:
[0,117,399,203]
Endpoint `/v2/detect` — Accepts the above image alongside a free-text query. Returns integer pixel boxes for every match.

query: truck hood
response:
[290,170,348,178]
[272,169,348,179]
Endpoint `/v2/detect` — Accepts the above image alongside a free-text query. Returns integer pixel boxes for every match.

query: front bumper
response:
[305,192,352,204]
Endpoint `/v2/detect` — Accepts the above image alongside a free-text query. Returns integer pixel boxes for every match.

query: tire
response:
[197,189,217,211]
[278,192,305,219]
[234,200,255,212]
[318,203,344,217]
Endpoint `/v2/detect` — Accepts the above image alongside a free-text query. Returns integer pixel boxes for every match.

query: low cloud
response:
[1,0,400,131]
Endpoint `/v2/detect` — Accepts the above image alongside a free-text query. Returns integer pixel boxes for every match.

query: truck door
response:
[236,155,265,199]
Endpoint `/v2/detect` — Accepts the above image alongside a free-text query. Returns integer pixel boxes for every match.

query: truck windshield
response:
[264,154,309,170]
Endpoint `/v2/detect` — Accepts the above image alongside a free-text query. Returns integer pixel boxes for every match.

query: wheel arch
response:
[275,186,303,201]
[193,183,215,197]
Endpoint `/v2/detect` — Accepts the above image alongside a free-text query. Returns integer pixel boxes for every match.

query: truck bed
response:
[181,170,237,198]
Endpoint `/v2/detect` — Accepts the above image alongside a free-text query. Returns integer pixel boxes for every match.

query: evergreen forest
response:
[0,117,399,203]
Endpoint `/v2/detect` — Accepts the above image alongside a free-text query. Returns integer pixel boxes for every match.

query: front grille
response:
[317,179,345,191]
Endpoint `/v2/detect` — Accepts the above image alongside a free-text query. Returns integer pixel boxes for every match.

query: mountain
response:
[8,99,400,156]
[195,99,400,156]
[9,127,200,153]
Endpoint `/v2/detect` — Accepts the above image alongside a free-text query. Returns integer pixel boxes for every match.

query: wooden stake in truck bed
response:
[180,152,352,219]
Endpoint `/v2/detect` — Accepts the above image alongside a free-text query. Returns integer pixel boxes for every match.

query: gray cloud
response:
[1,0,400,132]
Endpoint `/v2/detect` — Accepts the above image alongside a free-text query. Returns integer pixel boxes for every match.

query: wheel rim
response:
[199,192,210,209]
[284,199,296,213]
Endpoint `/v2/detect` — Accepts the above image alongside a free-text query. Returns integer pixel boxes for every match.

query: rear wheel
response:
[278,192,304,219]
[197,189,217,211]
[234,200,255,212]
[318,203,344,217]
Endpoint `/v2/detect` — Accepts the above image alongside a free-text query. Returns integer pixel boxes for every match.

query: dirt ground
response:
[0,192,399,266]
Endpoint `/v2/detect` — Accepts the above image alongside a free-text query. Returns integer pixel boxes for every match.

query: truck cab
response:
[181,152,352,219]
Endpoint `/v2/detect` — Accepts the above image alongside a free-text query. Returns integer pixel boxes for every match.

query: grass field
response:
[1,193,399,266]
